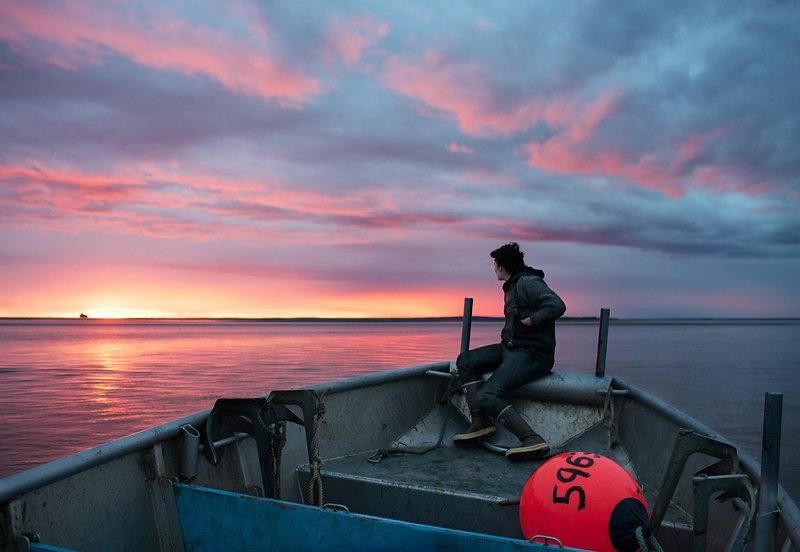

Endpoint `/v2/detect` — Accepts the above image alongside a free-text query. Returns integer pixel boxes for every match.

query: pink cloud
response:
[0,162,450,242]
[327,15,390,67]
[0,165,147,207]
[381,50,619,140]
[382,51,547,136]
[526,136,687,198]
[1,162,355,215]
[522,94,763,197]
[566,92,620,142]
[0,2,319,103]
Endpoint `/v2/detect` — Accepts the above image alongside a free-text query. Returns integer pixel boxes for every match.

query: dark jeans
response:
[456,343,554,417]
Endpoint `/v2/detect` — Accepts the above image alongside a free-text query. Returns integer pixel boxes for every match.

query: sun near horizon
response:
[1,287,510,320]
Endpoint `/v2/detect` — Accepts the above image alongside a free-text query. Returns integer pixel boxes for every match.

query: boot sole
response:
[453,426,496,442]
[505,443,550,461]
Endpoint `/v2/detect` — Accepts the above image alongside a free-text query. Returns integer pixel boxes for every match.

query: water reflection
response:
[86,341,126,406]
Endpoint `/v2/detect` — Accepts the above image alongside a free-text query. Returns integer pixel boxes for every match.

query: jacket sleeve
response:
[517,277,566,326]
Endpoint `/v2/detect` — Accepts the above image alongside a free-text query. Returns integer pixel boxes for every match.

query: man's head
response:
[490,242,526,280]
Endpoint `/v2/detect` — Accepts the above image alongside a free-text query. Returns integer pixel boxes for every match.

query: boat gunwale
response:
[0,361,449,503]
[611,378,800,545]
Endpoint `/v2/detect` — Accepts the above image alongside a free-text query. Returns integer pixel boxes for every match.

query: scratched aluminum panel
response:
[9,452,160,552]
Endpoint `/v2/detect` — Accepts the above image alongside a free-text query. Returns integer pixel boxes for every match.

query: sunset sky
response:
[1,1,798,318]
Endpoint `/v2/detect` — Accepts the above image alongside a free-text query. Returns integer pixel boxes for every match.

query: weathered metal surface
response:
[296,403,632,540]
[202,395,315,501]
[0,411,207,504]
[691,474,755,552]
[7,453,162,551]
[615,378,800,547]
[595,308,611,378]
[756,392,783,551]
[298,445,538,538]
[512,372,613,407]
[391,403,460,451]
[178,425,200,481]
[461,298,473,354]
[651,430,739,534]
[144,444,185,552]
[173,483,565,551]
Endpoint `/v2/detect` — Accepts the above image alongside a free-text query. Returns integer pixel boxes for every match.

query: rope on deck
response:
[367,378,459,464]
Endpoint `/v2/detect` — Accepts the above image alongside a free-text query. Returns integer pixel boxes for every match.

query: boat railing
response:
[0,361,451,504]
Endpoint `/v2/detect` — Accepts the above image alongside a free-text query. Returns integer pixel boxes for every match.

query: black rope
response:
[368,377,459,463]
[308,399,326,506]
[268,420,287,500]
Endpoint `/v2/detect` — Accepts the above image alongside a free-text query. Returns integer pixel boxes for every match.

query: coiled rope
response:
[635,526,664,552]
[268,420,287,500]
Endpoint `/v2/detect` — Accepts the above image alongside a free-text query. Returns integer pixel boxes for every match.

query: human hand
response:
[521,317,533,326]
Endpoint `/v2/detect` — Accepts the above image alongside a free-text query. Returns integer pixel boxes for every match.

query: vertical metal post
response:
[460,298,473,354]
[755,392,783,552]
[179,424,200,480]
[595,308,610,377]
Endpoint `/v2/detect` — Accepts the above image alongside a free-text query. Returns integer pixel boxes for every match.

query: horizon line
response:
[1,316,799,322]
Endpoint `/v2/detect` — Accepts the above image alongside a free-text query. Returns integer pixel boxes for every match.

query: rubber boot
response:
[496,406,550,461]
[452,381,496,443]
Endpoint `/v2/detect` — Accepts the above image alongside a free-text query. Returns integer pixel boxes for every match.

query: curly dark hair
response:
[490,242,526,274]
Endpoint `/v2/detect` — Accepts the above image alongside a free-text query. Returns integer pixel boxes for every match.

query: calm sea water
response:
[0,319,798,500]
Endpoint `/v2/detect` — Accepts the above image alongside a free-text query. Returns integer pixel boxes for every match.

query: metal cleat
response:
[692,473,755,552]
[651,429,739,535]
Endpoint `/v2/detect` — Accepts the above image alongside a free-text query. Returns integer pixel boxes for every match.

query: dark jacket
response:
[500,267,566,354]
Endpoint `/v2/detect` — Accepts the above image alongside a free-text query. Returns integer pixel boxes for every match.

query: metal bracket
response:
[142,444,185,552]
[692,474,755,552]
[142,443,168,481]
[265,390,325,464]
[1,500,24,552]
[530,534,564,547]
[202,391,321,501]
[651,429,739,534]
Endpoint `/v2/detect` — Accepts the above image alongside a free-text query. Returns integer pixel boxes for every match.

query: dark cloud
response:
[0,57,311,166]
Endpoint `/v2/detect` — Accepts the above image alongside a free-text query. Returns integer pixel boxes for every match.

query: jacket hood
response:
[503,266,545,292]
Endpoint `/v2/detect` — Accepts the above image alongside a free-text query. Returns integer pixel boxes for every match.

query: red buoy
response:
[520,452,650,551]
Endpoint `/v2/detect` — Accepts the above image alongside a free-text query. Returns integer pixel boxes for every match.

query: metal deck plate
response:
[296,416,641,539]
[322,445,541,500]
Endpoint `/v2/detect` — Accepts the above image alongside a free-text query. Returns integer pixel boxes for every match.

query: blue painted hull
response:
[173,484,569,551]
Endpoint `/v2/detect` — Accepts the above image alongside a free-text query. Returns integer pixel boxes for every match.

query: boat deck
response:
[297,411,643,539]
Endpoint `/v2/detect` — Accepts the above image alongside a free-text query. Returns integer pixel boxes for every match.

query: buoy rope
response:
[634,526,664,552]
[308,399,326,506]
[270,420,286,500]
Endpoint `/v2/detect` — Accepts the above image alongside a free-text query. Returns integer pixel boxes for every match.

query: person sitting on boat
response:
[453,242,566,461]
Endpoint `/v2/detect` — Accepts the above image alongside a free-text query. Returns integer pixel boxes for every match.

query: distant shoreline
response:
[1,316,798,324]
